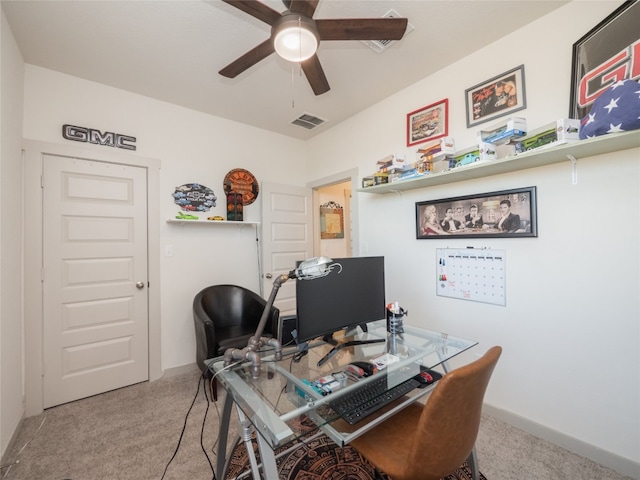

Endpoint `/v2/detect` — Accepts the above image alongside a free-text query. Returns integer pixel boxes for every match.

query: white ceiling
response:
[2,0,568,140]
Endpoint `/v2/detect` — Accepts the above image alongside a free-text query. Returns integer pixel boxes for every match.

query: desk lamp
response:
[224,256,335,377]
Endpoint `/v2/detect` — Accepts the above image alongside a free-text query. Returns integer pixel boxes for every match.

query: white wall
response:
[4,0,638,475]
[306,0,639,474]
[0,9,25,458]
[22,65,309,370]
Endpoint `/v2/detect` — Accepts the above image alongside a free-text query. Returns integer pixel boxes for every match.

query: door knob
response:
[265,273,272,279]
[136,281,145,289]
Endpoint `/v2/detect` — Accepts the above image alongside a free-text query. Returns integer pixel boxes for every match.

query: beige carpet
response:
[1,366,634,480]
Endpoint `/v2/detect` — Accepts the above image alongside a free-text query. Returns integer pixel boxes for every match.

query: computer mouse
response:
[347,361,376,377]
[414,368,437,387]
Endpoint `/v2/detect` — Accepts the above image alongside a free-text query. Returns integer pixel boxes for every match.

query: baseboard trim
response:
[1,415,24,471]
[161,363,200,379]
[483,404,640,479]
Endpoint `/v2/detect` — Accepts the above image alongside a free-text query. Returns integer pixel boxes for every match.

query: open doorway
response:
[310,167,360,259]
[315,181,352,259]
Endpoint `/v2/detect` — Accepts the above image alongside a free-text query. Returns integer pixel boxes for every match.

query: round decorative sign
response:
[172,183,217,211]
[223,168,259,205]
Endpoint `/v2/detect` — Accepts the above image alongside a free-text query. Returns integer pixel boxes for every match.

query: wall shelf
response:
[357,130,640,194]
[166,219,259,226]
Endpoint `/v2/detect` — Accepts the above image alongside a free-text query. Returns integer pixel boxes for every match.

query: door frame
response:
[308,168,360,257]
[23,140,162,416]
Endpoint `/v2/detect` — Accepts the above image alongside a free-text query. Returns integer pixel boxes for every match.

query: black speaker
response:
[278,314,297,347]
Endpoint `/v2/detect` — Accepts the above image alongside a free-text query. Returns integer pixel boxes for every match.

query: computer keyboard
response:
[328,372,420,425]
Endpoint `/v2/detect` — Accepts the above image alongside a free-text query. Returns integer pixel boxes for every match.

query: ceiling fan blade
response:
[301,55,330,95]
[288,0,319,18]
[222,0,282,26]
[316,18,408,41]
[219,39,275,78]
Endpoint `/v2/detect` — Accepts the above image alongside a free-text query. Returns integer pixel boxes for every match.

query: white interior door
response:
[42,155,149,408]
[261,182,313,315]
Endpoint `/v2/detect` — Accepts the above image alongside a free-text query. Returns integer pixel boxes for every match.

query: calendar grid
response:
[436,248,506,306]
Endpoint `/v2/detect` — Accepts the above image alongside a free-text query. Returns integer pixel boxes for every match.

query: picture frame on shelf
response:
[416,186,537,239]
[406,99,448,147]
[465,65,526,128]
[569,1,640,120]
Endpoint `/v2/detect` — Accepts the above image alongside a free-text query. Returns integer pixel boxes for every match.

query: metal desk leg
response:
[237,408,261,479]
[216,391,234,480]
[254,424,278,479]
[235,407,279,480]
[467,446,479,480]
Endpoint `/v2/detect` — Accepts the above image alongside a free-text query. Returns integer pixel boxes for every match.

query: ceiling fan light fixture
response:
[273,16,318,63]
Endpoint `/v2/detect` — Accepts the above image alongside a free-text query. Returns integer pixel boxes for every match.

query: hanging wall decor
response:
[406,99,449,147]
[172,183,217,211]
[320,201,344,239]
[569,1,640,120]
[226,192,243,221]
[465,65,526,127]
[223,168,259,205]
[416,186,537,239]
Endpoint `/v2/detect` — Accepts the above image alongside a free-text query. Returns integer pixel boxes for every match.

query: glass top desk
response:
[209,320,477,479]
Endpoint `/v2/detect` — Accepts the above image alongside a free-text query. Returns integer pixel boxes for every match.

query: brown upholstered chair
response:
[350,346,502,480]
[193,284,280,400]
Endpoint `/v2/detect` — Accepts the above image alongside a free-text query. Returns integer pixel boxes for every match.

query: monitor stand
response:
[316,326,385,367]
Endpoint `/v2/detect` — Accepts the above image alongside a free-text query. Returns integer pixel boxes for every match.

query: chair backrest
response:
[193,284,280,371]
[195,284,269,329]
[404,346,502,479]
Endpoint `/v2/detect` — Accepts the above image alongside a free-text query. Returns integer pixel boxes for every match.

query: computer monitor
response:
[294,256,386,344]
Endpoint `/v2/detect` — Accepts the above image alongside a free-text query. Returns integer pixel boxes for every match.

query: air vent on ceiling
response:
[362,9,414,53]
[291,113,328,130]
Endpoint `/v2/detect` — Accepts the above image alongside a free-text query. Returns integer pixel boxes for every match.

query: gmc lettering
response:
[62,124,136,151]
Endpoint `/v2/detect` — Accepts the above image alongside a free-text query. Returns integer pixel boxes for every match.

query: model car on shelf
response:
[455,152,480,167]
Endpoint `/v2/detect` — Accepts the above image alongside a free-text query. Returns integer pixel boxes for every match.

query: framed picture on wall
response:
[406,99,448,147]
[464,65,526,128]
[320,201,344,239]
[416,186,537,239]
[569,1,640,120]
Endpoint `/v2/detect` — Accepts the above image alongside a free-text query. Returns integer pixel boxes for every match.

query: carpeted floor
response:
[1,366,635,480]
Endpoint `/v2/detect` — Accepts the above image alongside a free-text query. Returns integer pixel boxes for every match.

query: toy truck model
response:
[515,129,557,153]
[455,152,480,167]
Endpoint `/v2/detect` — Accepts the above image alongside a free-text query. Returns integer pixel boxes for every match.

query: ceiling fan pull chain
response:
[291,64,295,108]
[298,17,303,62]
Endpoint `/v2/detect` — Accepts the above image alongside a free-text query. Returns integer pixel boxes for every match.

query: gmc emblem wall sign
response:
[62,124,137,151]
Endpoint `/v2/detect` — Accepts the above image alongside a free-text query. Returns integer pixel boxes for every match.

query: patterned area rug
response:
[226,418,487,480]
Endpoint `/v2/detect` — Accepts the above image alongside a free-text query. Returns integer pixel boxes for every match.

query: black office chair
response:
[193,284,280,400]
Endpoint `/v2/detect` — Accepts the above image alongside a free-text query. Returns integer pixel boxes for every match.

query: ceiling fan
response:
[219,0,408,95]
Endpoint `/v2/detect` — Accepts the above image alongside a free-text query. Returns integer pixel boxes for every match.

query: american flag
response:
[579,79,640,139]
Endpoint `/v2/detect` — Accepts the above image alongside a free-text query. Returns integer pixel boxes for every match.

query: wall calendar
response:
[436,248,506,306]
